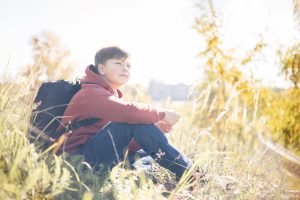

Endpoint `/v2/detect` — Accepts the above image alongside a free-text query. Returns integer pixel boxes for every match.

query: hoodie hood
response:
[80,65,123,98]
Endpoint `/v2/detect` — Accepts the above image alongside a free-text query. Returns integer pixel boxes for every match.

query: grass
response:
[0,82,72,199]
[0,78,296,200]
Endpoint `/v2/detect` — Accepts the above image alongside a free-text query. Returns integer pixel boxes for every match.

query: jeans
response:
[77,122,191,179]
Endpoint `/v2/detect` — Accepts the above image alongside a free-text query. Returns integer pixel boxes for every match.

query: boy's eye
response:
[114,61,131,69]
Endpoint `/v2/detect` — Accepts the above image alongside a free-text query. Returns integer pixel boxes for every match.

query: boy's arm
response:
[84,93,165,124]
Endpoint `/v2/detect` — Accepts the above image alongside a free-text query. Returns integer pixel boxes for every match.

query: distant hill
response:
[148,79,190,101]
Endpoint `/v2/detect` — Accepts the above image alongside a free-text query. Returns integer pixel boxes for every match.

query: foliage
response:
[0,133,72,199]
[192,0,300,157]
[193,0,265,85]
[22,31,75,87]
[260,88,300,154]
[56,155,112,200]
[280,42,300,88]
[0,77,292,199]
[0,81,72,200]
[191,0,264,141]
[189,80,260,147]
[161,99,288,199]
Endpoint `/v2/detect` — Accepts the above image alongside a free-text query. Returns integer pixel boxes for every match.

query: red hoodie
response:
[58,65,165,154]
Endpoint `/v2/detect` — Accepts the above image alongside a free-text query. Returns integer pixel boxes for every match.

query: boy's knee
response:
[134,124,163,134]
[134,123,168,144]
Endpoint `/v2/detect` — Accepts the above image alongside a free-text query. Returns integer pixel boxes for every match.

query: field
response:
[1,79,299,200]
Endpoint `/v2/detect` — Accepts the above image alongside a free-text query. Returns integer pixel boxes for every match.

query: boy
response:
[58,46,191,179]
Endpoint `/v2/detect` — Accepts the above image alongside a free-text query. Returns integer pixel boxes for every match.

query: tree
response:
[280,43,300,88]
[23,31,74,85]
[192,0,265,135]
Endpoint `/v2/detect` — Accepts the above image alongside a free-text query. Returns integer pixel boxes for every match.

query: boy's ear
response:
[98,64,105,75]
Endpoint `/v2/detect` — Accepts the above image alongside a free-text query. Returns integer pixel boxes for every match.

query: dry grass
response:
[0,77,295,200]
[0,82,72,199]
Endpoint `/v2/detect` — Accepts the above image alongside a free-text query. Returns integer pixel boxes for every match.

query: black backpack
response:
[29,80,100,149]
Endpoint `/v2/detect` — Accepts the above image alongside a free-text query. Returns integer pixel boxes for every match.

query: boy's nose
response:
[122,65,129,71]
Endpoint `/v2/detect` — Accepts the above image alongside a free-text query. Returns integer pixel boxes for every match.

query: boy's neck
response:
[102,76,119,95]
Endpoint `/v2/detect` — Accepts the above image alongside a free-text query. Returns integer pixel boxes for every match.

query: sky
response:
[0,0,299,87]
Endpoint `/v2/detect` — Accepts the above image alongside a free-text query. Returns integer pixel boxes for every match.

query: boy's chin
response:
[118,80,129,86]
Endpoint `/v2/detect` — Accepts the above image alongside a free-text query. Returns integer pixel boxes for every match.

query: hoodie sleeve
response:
[80,90,165,124]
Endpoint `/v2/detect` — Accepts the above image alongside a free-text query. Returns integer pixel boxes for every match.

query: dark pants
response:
[77,122,191,179]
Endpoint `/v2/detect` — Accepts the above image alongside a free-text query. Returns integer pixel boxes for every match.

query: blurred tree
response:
[192,0,265,139]
[260,88,300,154]
[262,42,300,154]
[191,0,300,154]
[23,31,74,85]
[280,43,300,88]
[194,0,265,84]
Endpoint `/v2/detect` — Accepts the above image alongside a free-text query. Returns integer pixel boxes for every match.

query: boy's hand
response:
[163,110,181,125]
[155,121,172,133]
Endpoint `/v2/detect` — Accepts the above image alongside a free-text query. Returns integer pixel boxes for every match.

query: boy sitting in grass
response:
[57,46,191,179]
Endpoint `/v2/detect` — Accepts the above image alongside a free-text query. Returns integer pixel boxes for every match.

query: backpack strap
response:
[52,117,101,139]
[50,117,101,155]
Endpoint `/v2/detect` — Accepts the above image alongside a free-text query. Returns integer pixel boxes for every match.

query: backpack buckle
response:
[68,121,80,131]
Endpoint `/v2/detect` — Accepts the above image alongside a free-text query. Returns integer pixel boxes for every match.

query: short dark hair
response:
[94,46,129,67]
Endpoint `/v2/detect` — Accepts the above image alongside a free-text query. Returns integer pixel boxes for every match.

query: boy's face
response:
[98,58,131,89]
